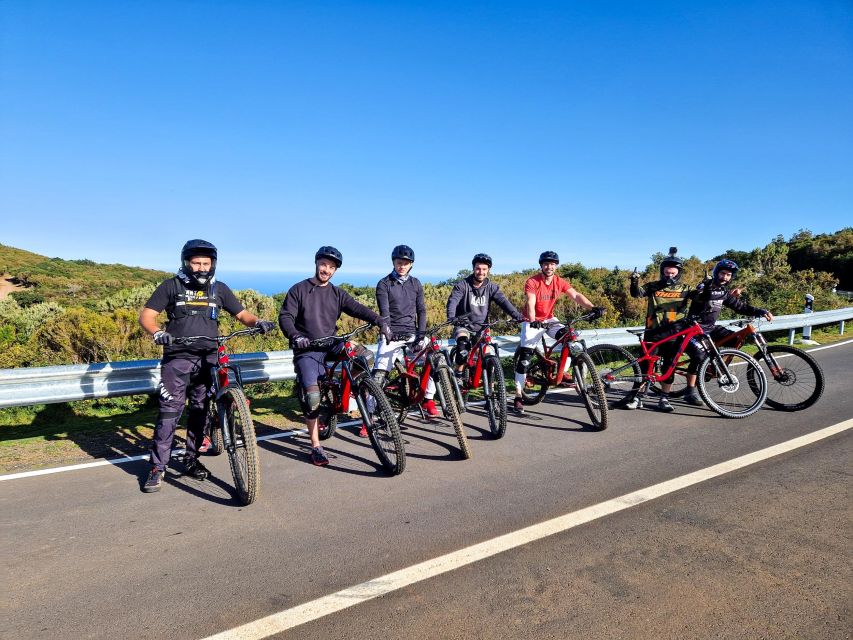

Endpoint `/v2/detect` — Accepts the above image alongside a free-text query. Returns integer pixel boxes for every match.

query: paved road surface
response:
[2,343,851,639]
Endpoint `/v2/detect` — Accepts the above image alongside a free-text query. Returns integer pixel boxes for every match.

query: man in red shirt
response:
[513,251,603,414]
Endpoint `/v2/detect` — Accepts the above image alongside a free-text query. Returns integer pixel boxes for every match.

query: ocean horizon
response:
[216,271,452,296]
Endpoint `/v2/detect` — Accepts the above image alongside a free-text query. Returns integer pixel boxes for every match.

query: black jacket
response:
[687,279,767,332]
[446,275,522,330]
[278,279,381,343]
[375,274,427,335]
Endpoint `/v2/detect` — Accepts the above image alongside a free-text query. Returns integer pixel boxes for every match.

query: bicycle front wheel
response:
[520,354,551,406]
[586,344,642,409]
[483,356,507,439]
[759,345,824,411]
[436,366,471,459]
[358,375,406,475]
[697,348,767,418]
[220,387,260,505]
[573,351,609,431]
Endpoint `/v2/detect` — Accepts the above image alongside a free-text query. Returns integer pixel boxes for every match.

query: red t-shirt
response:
[524,273,573,321]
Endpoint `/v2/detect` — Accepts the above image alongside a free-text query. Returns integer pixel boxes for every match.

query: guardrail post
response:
[841,320,846,335]
[788,328,796,345]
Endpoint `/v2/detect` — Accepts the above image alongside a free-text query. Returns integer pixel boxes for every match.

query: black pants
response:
[150,352,217,470]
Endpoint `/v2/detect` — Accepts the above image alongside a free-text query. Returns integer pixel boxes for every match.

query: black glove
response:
[153,330,173,345]
[379,322,393,344]
[255,320,276,334]
[589,306,606,320]
[630,268,640,281]
[293,335,310,349]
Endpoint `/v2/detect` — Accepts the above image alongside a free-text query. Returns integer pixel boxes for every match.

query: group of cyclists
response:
[138,240,774,493]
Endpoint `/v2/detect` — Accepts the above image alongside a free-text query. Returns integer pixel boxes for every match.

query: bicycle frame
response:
[464,325,499,390]
[306,324,374,416]
[533,324,583,386]
[392,336,444,408]
[636,322,707,384]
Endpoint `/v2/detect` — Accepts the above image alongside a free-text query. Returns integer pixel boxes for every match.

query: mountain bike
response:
[586,319,768,418]
[516,311,609,431]
[296,323,406,475]
[643,320,824,411]
[449,319,508,439]
[174,328,262,505]
[382,318,471,459]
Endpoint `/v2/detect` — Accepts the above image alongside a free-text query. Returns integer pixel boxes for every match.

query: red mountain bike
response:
[517,311,608,431]
[587,319,768,418]
[175,328,262,505]
[383,317,471,459]
[449,319,508,439]
[644,319,824,411]
[296,323,406,475]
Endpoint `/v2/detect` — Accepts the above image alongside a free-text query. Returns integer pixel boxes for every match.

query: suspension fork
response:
[750,331,781,376]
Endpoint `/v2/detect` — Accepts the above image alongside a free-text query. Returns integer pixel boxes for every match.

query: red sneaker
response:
[422,399,440,417]
[198,435,212,454]
[358,424,369,438]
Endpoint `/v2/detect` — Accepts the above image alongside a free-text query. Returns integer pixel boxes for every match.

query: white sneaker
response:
[625,396,642,410]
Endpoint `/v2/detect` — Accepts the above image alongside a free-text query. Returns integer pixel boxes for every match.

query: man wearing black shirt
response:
[279,246,392,466]
[139,239,276,493]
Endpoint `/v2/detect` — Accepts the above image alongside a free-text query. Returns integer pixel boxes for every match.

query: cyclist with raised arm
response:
[446,252,524,378]
[373,245,438,419]
[678,259,773,406]
[279,246,392,466]
[138,239,276,493]
[513,251,604,415]
[629,247,694,412]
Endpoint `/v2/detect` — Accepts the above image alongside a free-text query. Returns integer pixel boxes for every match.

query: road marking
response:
[201,418,852,640]
[2,338,848,483]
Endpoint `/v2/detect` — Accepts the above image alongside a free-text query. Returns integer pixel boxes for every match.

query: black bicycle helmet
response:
[391,245,415,262]
[180,239,217,287]
[315,246,343,268]
[712,259,739,282]
[539,250,559,264]
[659,246,684,283]
[472,253,492,268]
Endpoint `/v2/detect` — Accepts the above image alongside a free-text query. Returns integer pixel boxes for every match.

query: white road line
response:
[1,339,848,483]
[201,419,852,640]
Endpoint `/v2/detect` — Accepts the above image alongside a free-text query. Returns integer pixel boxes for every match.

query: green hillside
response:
[0,244,170,308]
[0,230,848,371]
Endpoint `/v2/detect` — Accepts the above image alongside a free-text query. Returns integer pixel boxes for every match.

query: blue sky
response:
[1,1,851,280]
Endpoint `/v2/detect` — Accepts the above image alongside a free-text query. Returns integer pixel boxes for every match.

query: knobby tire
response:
[220,387,260,505]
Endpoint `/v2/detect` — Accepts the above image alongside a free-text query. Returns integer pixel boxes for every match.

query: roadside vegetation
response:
[1,228,850,471]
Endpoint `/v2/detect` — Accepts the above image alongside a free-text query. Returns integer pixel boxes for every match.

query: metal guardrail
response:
[0,308,850,409]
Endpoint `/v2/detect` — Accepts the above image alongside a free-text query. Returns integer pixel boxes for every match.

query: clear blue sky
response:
[1,1,851,279]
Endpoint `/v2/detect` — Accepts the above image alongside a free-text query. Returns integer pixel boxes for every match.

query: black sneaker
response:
[683,387,704,406]
[184,458,210,480]
[310,446,329,466]
[657,397,675,413]
[142,468,164,493]
[513,397,525,415]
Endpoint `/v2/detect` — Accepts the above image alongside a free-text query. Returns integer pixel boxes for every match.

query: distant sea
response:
[216,271,450,296]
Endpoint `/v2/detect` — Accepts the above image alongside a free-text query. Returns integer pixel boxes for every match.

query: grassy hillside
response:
[0,244,170,308]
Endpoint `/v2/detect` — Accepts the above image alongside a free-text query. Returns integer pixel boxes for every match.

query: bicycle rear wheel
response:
[436,367,471,459]
[585,344,642,409]
[384,368,413,425]
[208,400,224,455]
[317,384,339,440]
[697,348,767,418]
[573,352,609,431]
[759,345,824,411]
[358,375,406,475]
[220,387,260,505]
[483,356,508,439]
[520,354,551,406]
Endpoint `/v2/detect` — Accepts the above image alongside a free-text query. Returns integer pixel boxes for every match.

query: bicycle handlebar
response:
[173,327,263,345]
[306,323,374,350]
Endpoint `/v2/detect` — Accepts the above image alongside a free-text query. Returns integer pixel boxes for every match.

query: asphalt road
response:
[2,342,851,640]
